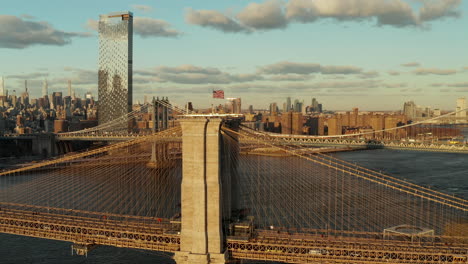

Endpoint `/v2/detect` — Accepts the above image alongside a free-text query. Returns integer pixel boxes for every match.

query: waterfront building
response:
[328,117,342,136]
[292,112,303,135]
[456,97,466,118]
[403,101,417,120]
[269,102,278,115]
[232,98,241,114]
[248,105,253,114]
[281,112,292,134]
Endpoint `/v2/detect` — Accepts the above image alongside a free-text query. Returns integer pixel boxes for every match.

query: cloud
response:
[57,67,97,85]
[258,61,362,75]
[308,80,380,89]
[430,82,468,88]
[359,71,380,79]
[321,66,363,74]
[134,86,214,96]
[186,0,462,33]
[259,61,321,74]
[133,17,180,37]
[86,17,180,37]
[133,76,165,84]
[400,88,423,93]
[268,74,313,81]
[325,75,347,80]
[447,82,468,87]
[286,0,418,27]
[159,73,261,84]
[158,65,222,75]
[7,72,49,79]
[0,15,90,49]
[135,64,262,84]
[185,8,249,33]
[131,5,154,13]
[412,68,457,75]
[247,80,380,91]
[419,0,461,22]
[401,62,420,67]
[382,83,407,88]
[20,14,35,19]
[237,0,288,30]
[387,70,401,75]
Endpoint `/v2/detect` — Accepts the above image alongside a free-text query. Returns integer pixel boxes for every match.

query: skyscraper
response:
[68,80,72,97]
[269,102,278,115]
[0,77,4,96]
[311,98,318,111]
[286,97,291,112]
[456,97,466,118]
[403,101,417,121]
[98,11,133,128]
[42,79,48,97]
[233,98,241,114]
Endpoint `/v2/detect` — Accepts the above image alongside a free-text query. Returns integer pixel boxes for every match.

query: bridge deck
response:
[1,206,466,263]
[0,207,180,252]
[228,230,468,264]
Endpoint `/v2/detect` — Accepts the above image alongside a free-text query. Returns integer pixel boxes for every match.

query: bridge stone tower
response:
[174,116,238,264]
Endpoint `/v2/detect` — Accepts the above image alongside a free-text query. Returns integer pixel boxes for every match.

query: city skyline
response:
[1,0,468,110]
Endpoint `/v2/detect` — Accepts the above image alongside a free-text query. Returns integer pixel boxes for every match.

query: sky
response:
[1,0,467,111]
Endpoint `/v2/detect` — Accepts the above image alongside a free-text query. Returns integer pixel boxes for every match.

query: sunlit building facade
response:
[456,97,466,118]
[98,11,133,129]
[0,77,4,96]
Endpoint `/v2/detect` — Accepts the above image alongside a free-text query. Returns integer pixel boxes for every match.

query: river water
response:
[0,148,467,263]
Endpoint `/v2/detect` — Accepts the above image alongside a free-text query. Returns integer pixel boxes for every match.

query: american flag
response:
[212,89,224,99]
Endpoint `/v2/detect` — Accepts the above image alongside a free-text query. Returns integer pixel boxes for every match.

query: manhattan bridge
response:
[0,101,467,264]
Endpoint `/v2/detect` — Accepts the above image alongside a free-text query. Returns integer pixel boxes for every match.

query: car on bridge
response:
[308,249,327,255]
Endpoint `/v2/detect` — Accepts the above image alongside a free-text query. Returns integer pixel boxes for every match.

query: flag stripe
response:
[213,90,224,99]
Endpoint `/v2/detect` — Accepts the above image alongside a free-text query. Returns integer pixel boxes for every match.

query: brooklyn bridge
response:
[0,104,467,264]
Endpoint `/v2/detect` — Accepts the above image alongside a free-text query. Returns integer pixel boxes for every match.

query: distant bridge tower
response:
[174,116,239,264]
[153,97,169,131]
[147,97,171,168]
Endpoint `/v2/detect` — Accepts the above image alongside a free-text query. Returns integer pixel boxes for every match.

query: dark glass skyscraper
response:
[98,11,133,129]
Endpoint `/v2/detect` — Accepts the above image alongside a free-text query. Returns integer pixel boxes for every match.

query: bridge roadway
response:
[56,134,143,141]
[228,230,467,264]
[0,206,466,263]
[0,205,180,253]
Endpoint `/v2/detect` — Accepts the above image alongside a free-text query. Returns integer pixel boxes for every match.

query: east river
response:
[0,144,467,263]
